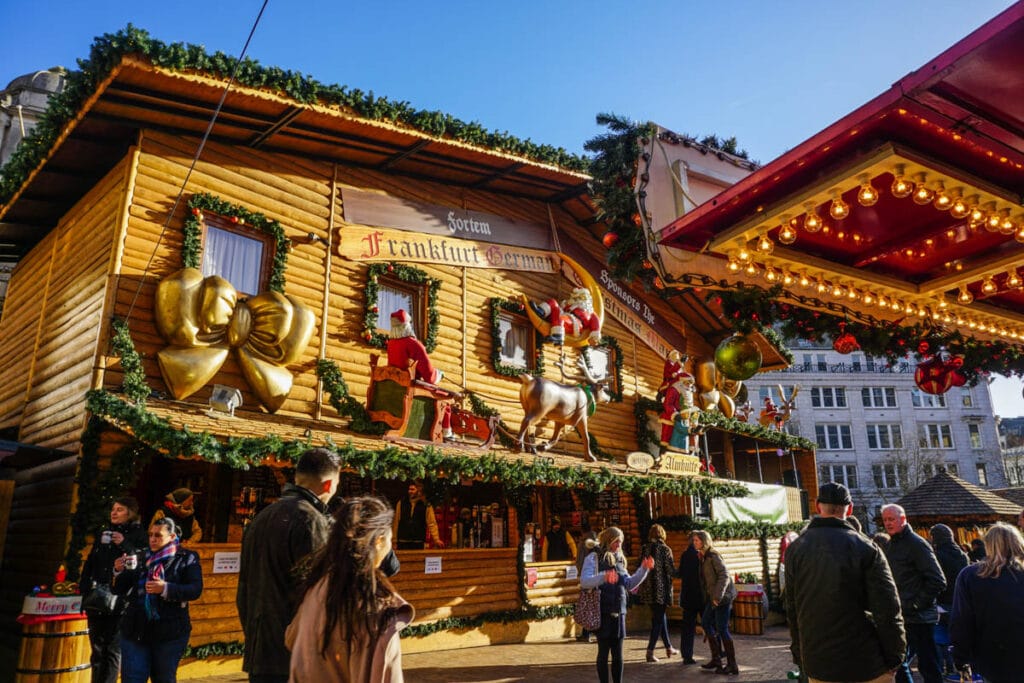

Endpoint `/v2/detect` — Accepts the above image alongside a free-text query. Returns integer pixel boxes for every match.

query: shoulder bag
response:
[82,582,118,616]
[573,588,601,632]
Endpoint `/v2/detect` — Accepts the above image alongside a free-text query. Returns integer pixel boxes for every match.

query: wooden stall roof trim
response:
[897,470,1024,518]
[991,487,1024,508]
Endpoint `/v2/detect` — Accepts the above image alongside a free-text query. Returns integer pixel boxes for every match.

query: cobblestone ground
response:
[191,624,925,682]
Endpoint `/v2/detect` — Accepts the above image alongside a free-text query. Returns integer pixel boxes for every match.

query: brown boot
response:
[700,637,722,670]
[646,649,659,663]
[715,639,738,675]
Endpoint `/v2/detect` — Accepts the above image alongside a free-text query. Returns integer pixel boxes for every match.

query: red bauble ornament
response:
[915,356,954,395]
[918,341,930,355]
[230,215,239,224]
[191,207,202,217]
[602,232,619,248]
[949,371,967,387]
[832,322,861,354]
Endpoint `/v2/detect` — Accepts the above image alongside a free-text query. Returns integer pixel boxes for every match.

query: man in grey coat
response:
[882,503,946,683]
[786,483,905,682]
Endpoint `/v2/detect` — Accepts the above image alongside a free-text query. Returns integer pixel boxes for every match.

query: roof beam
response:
[377,139,431,170]
[469,162,525,189]
[248,107,304,149]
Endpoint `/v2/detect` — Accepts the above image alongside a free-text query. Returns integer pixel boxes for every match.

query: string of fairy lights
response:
[719,155,1024,343]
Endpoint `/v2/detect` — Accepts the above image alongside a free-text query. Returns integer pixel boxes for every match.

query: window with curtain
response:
[201,223,270,295]
[497,313,531,369]
[375,279,421,337]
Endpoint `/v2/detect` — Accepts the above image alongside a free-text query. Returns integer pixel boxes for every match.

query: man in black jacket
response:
[675,535,704,665]
[237,448,400,683]
[785,483,905,682]
[882,504,946,683]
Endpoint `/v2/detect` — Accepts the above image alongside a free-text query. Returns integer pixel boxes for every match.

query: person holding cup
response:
[81,496,147,683]
[112,517,203,683]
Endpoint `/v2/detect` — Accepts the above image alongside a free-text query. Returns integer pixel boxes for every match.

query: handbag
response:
[573,588,601,632]
[82,583,118,616]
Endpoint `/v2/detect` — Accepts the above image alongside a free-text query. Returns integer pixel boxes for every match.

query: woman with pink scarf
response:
[112,517,203,683]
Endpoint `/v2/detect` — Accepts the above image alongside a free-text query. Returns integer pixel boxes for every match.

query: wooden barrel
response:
[729,590,764,636]
[15,614,91,683]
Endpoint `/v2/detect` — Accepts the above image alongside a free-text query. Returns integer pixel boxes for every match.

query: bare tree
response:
[876,442,948,499]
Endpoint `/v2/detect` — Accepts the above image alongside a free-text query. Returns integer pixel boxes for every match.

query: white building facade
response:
[745,341,1006,531]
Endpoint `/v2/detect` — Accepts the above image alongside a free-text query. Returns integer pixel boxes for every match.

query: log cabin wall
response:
[0,156,132,451]
[103,130,705,461]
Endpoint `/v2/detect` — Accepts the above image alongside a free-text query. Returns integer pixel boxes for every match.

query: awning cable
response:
[125,0,271,321]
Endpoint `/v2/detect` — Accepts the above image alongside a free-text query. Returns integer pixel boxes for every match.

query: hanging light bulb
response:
[847,286,859,301]
[726,250,741,272]
[755,234,775,255]
[862,291,875,306]
[816,278,828,294]
[803,203,823,233]
[912,173,935,205]
[1015,225,1024,244]
[763,264,779,283]
[736,245,753,264]
[932,181,952,211]
[948,189,969,219]
[917,307,928,318]
[831,282,845,298]
[981,275,998,294]
[957,285,974,304]
[904,302,917,316]
[782,270,795,286]
[829,192,850,220]
[1005,268,1022,289]
[799,271,811,288]
[890,165,914,198]
[998,209,1016,235]
[942,312,952,324]
[778,222,797,245]
[986,210,1003,232]
[969,203,988,228]
[878,295,890,309]
[744,262,758,276]
[856,174,879,206]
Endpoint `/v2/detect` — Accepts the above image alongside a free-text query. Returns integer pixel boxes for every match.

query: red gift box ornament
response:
[915,354,954,395]
[832,322,860,355]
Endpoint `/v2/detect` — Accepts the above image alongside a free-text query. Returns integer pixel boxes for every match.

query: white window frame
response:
[200,219,273,296]
[918,423,954,449]
[911,389,947,408]
[872,462,903,489]
[976,462,988,486]
[968,423,983,449]
[861,386,897,408]
[866,423,903,450]
[497,312,532,370]
[819,463,859,489]
[811,386,847,408]
[960,388,974,407]
[815,423,853,450]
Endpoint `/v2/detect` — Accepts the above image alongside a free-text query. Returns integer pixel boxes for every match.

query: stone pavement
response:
[187,624,926,682]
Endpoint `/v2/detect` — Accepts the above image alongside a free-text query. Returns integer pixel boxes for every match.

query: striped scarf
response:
[139,539,179,620]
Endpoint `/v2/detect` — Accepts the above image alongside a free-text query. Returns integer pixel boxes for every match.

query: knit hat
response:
[929,523,954,544]
[167,488,194,504]
[817,482,852,506]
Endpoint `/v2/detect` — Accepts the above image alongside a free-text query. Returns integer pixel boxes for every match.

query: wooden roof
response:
[658,3,1024,342]
[898,470,1023,518]
[992,487,1024,508]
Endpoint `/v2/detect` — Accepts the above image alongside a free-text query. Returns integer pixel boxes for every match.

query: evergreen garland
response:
[183,641,245,659]
[183,193,289,293]
[362,263,440,352]
[711,284,1024,384]
[0,25,587,208]
[488,298,544,377]
[315,359,387,435]
[110,318,150,403]
[652,515,805,540]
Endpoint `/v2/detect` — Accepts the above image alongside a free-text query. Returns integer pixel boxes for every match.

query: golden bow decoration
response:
[155,268,315,412]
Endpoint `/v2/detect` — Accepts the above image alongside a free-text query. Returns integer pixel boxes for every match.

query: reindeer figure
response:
[759,385,799,430]
[516,356,610,462]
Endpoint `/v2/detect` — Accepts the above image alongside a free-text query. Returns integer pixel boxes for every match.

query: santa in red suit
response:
[386,309,452,439]
[529,287,601,346]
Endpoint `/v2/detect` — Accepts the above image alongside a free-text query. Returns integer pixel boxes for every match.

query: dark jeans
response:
[87,614,122,683]
[702,598,733,643]
[596,635,624,683]
[895,622,941,683]
[680,605,700,659]
[646,603,672,650]
[120,631,190,683]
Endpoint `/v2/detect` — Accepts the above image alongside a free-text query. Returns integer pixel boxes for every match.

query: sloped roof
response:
[898,470,1023,518]
[992,487,1024,508]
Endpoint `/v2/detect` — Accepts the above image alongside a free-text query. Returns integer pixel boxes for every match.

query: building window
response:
[815,424,853,450]
[919,423,954,449]
[861,387,897,408]
[968,423,982,449]
[911,389,947,408]
[872,463,904,489]
[583,341,623,401]
[375,277,425,338]
[976,462,988,486]
[961,389,973,407]
[759,385,796,403]
[946,462,959,477]
[811,387,847,408]
[495,309,534,371]
[866,424,903,450]
[200,216,274,295]
[819,463,858,489]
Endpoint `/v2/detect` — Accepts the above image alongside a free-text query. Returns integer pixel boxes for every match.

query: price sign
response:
[424,556,442,574]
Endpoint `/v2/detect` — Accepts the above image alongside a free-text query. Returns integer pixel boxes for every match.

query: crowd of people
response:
[78,456,1024,683]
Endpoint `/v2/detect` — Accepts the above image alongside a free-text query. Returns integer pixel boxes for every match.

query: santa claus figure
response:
[387,309,442,384]
[529,287,601,346]
[657,349,688,400]
[386,309,453,439]
[659,373,698,452]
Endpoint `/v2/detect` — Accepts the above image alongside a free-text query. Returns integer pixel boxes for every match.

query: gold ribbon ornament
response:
[155,268,315,412]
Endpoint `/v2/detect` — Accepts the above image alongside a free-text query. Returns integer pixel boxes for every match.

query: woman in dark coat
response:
[580,526,653,683]
[81,496,148,683]
[639,524,678,662]
[694,530,739,675]
[950,522,1024,683]
[675,532,704,665]
[112,517,203,683]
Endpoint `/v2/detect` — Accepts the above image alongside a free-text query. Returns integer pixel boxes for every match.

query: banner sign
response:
[341,186,555,251]
[339,224,559,273]
[712,482,789,524]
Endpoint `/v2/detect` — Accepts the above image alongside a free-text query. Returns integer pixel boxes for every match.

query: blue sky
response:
[4,0,1022,414]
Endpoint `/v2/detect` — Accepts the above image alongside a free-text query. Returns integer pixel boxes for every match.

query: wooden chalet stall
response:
[897,471,1023,545]
[0,30,813,676]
